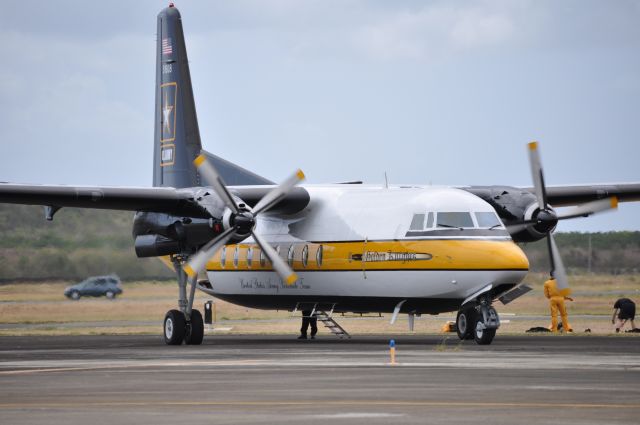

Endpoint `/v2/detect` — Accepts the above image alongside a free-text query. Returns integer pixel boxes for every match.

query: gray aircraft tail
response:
[153,5,202,188]
[153,5,273,188]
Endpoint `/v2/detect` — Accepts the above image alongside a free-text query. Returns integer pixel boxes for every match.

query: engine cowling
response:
[463,186,557,243]
[132,211,221,257]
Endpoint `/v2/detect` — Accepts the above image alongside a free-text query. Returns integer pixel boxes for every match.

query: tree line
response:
[0,204,638,281]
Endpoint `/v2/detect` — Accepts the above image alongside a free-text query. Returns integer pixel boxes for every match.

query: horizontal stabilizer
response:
[201,150,273,186]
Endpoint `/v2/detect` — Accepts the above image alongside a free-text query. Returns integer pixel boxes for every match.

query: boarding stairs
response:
[293,302,351,339]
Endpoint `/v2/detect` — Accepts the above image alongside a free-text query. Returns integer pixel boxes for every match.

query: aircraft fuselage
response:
[200,185,529,314]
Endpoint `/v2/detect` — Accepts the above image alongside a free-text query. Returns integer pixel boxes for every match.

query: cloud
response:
[351,3,516,61]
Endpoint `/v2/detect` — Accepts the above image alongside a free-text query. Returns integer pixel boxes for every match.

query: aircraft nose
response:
[500,241,530,271]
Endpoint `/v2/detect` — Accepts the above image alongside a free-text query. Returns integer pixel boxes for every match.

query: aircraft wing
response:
[0,183,309,218]
[465,183,640,208]
[0,183,209,218]
[534,183,640,207]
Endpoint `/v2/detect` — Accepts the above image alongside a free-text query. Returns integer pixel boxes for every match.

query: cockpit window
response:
[475,211,502,228]
[436,212,474,228]
[425,212,434,228]
[409,214,425,230]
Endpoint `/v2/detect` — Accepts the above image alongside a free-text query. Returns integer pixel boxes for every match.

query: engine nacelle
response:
[463,186,556,243]
[132,211,221,257]
[134,234,181,257]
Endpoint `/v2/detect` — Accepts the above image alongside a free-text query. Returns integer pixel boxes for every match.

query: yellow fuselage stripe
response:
[206,240,529,272]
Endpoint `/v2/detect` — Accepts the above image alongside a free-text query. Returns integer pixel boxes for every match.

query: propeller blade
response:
[548,233,571,295]
[527,141,549,209]
[194,154,239,214]
[252,170,305,216]
[183,227,235,278]
[251,231,298,285]
[557,197,618,221]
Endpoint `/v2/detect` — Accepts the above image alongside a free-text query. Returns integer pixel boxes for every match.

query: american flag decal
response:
[162,38,173,55]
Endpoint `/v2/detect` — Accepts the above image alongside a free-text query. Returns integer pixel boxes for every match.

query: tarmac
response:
[0,334,639,425]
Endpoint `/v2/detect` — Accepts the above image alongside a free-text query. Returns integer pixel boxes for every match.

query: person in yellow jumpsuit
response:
[543,275,574,332]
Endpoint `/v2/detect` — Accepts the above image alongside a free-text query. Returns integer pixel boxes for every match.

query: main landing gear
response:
[163,256,204,345]
[456,298,500,345]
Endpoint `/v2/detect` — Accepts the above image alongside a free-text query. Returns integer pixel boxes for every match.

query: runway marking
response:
[0,359,266,375]
[2,354,639,375]
[0,400,639,410]
[308,413,406,418]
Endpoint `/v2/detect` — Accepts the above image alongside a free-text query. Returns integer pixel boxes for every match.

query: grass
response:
[0,274,638,337]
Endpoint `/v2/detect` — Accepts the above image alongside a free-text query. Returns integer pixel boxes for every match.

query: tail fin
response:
[153,5,201,188]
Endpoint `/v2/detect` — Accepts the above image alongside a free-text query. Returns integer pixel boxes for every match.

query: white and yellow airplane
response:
[1,5,639,345]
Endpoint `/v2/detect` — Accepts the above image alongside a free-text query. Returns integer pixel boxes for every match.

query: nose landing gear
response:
[456,299,500,345]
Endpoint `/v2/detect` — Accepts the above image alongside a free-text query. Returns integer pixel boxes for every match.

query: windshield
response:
[436,212,474,228]
[475,211,502,228]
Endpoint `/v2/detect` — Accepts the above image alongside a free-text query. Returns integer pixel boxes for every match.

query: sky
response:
[1,0,639,231]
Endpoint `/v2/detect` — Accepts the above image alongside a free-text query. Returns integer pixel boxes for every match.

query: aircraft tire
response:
[474,324,496,345]
[164,309,186,345]
[184,309,204,345]
[456,307,476,340]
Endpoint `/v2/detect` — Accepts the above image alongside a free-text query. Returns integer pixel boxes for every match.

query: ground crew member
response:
[543,274,573,332]
[298,310,318,340]
[612,298,637,332]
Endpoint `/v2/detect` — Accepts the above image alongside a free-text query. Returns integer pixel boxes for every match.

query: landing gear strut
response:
[455,298,500,345]
[163,256,204,345]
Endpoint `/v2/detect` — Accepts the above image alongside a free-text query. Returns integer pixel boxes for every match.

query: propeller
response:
[183,154,304,286]
[522,142,618,295]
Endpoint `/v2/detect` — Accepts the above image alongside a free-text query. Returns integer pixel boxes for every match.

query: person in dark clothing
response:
[612,298,636,332]
[299,310,318,340]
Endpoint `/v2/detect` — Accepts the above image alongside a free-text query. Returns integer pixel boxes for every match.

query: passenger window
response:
[425,212,434,228]
[436,212,474,228]
[302,245,309,268]
[409,214,425,230]
[233,246,239,268]
[220,246,226,268]
[475,212,501,228]
[287,245,295,266]
[316,245,323,267]
[259,249,267,267]
[247,247,253,268]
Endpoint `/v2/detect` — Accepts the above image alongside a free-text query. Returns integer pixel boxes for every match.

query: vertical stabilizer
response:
[153,5,201,188]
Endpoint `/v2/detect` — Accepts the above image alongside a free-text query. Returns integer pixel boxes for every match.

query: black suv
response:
[64,275,123,300]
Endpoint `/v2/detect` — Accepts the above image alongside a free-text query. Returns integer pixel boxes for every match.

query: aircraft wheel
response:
[456,306,476,340]
[105,291,115,300]
[164,309,186,345]
[70,291,81,301]
[185,309,204,345]
[474,323,496,345]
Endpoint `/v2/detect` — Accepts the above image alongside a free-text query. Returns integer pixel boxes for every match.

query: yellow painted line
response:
[0,400,638,409]
[0,359,266,376]
[0,367,103,375]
